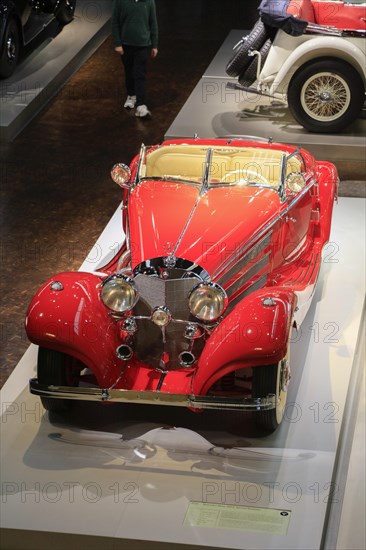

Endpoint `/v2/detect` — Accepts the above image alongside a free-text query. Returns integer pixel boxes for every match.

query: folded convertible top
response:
[259,0,309,36]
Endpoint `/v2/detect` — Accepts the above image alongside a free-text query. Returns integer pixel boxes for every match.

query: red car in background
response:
[26,138,338,432]
[226,0,366,133]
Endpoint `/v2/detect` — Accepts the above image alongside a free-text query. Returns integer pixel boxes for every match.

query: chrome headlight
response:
[188,283,227,322]
[101,275,138,313]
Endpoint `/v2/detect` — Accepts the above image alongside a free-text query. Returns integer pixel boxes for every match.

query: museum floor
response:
[0,0,365,387]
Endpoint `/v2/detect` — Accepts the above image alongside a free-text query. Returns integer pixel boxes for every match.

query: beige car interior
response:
[144,144,302,188]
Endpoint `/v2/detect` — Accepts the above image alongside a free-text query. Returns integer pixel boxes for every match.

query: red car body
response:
[26,138,338,431]
[288,0,366,30]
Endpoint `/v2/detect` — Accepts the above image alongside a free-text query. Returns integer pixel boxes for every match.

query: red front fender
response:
[25,272,121,387]
[316,161,338,244]
[193,289,297,395]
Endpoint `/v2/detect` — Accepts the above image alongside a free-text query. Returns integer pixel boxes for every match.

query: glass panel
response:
[144,145,208,182]
[286,152,305,176]
[211,148,284,187]
[142,144,304,190]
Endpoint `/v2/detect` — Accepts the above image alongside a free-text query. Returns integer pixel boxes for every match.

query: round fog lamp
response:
[189,283,227,322]
[101,275,138,313]
[151,307,171,327]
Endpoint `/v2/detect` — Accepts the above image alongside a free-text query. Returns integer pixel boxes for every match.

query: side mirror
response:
[286,172,306,194]
[111,163,132,188]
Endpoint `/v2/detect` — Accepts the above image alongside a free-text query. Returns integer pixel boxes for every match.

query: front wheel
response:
[288,59,365,133]
[55,0,76,25]
[252,358,290,432]
[0,18,20,79]
[37,347,84,412]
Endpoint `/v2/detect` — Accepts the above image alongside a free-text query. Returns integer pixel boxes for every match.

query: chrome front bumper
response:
[29,379,276,411]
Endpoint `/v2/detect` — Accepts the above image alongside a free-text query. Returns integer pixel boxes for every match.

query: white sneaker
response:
[124,95,136,109]
[135,104,151,117]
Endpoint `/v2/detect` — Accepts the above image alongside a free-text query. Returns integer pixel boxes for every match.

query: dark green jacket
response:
[112,0,158,48]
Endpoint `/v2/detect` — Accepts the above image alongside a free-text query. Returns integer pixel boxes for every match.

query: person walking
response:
[112,0,158,118]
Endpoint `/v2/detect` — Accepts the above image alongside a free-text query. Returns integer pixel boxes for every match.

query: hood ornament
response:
[163,255,177,268]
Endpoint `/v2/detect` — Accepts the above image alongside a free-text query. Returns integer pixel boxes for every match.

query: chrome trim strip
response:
[140,176,202,188]
[29,379,276,411]
[140,179,281,191]
[226,252,270,298]
[123,315,214,335]
[170,148,214,259]
[217,232,272,287]
[219,135,270,143]
[306,22,342,36]
[305,22,366,38]
[117,248,132,272]
[133,257,210,281]
[201,147,213,194]
[287,148,306,170]
[278,153,287,202]
[213,179,315,281]
[172,194,201,258]
[134,143,146,185]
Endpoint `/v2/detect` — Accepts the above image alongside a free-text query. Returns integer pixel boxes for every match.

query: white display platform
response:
[0,0,112,141]
[0,198,365,550]
[335,359,365,550]
[165,30,366,164]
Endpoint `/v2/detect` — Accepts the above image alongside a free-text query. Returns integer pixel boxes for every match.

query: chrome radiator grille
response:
[134,274,198,320]
[132,273,203,369]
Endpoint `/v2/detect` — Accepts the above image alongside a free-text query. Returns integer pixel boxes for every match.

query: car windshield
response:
[140,144,303,191]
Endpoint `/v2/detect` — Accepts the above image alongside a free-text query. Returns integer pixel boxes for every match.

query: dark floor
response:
[0,0,365,388]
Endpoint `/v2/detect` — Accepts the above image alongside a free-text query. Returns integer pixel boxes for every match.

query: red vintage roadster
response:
[26,138,338,431]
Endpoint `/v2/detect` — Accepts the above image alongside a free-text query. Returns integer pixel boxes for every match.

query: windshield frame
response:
[134,144,309,199]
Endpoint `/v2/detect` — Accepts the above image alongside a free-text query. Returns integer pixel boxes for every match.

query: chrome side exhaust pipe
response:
[179,351,196,368]
[116,345,133,361]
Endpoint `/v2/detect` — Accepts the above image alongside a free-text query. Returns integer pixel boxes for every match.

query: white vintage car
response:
[226,0,366,133]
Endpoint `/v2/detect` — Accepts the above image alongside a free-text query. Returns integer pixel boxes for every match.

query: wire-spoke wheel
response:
[288,58,364,133]
[301,72,350,122]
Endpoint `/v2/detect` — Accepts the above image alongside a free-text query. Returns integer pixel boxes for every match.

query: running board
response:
[226,81,286,103]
